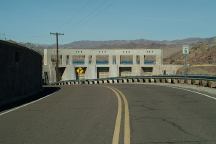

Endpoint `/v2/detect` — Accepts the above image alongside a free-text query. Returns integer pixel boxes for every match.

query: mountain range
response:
[20,36,216,59]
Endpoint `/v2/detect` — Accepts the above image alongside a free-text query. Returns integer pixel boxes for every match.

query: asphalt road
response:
[0,84,216,144]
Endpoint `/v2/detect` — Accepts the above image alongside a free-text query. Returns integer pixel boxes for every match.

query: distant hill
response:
[18,36,216,59]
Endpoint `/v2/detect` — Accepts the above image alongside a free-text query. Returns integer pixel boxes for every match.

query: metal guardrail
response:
[50,75,216,88]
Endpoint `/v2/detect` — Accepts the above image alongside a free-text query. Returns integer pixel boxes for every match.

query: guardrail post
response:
[167,79,172,83]
[208,81,216,88]
[186,79,192,84]
[173,79,178,84]
[192,80,200,85]
[138,78,144,83]
[155,79,160,83]
[133,78,138,83]
[123,79,127,83]
[98,80,102,84]
[201,80,208,87]
[161,79,166,83]
[144,79,149,83]
[179,79,185,84]
[103,80,107,84]
[113,79,117,84]
[118,79,122,83]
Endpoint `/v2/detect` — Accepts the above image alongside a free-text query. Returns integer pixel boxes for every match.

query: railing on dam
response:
[51,75,216,88]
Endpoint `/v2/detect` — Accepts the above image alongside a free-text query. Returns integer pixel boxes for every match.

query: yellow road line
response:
[106,86,122,144]
[113,87,131,144]
[105,86,131,144]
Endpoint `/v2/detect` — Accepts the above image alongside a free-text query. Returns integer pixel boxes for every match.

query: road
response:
[0,84,216,144]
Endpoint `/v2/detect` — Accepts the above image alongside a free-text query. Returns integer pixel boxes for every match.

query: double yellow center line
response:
[105,86,131,144]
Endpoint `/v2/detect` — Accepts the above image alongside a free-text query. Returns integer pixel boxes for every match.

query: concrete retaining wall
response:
[0,40,42,106]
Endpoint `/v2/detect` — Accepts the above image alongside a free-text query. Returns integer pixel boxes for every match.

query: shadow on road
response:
[0,86,60,112]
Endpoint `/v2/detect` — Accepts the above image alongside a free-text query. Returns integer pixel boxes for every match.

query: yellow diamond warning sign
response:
[76,67,86,75]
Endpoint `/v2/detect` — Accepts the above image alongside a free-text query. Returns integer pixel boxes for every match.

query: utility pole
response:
[50,32,64,82]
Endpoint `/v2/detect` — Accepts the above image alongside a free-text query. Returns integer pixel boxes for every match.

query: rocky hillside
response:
[164,42,216,65]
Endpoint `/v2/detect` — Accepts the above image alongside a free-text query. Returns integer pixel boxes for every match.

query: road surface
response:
[0,84,216,144]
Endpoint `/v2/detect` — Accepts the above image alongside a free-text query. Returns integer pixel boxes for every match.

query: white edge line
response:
[163,85,216,101]
[0,90,59,116]
[134,83,216,101]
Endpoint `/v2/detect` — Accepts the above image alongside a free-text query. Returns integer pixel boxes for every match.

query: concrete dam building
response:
[43,48,182,83]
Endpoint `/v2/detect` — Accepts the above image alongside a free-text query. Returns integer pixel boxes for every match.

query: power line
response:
[58,0,92,30]
[59,0,114,31]
[77,0,114,27]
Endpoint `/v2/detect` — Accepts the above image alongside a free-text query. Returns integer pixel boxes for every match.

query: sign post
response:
[182,45,189,76]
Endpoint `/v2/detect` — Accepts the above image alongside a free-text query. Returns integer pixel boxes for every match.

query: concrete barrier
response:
[173,79,179,84]
[208,81,216,88]
[123,79,127,83]
[138,79,144,83]
[186,79,192,84]
[114,79,118,84]
[99,80,103,84]
[103,80,108,84]
[128,79,133,83]
[179,79,186,84]
[155,79,160,83]
[53,75,216,90]
[118,79,123,83]
[201,80,208,87]
[133,78,138,83]
[167,79,172,83]
[0,40,44,108]
[161,79,166,83]
[151,79,155,83]
[192,80,200,85]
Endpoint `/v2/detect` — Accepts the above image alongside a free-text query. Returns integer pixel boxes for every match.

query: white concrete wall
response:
[43,48,182,81]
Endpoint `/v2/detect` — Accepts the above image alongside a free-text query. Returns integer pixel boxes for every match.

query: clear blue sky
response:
[0,0,216,44]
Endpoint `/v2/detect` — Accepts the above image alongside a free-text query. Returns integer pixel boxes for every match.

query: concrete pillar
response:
[92,55,96,64]
[70,55,73,65]
[140,55,144,65]
[69,55,72,65]
[61,65,76,81]
[62,55,66,66]
[116,55,120,65]
[85,65,97,79]
[85,55,89,65]
[109,55,113,64]
[132,65,141,76]
[133,55,136,65]
[109,65,119,77]
[49,65,56,83]
[156,55,162,65]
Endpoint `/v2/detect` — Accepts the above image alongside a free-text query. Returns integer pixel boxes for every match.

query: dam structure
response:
[43,48,181,83]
